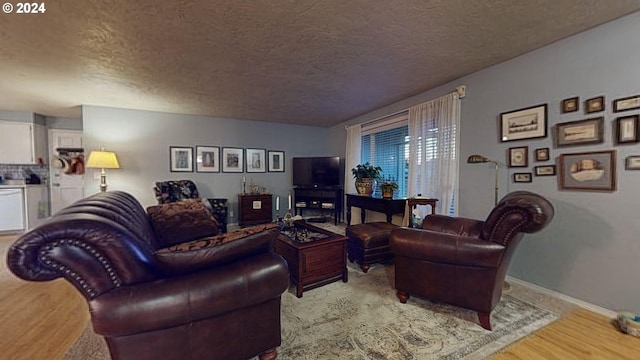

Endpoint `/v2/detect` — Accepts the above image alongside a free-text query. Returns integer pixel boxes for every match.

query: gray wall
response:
[330,12,640,312]
[81,106,333,224]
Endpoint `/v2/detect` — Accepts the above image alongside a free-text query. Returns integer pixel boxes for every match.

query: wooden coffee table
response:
[274,221,348,297]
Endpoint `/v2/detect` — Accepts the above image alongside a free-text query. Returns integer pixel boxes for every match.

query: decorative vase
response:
[382,189,393,198]
[355,178,377,196]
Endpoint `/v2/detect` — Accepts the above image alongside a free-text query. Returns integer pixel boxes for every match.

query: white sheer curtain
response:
[407,92,460,216]
[344,124,362,195]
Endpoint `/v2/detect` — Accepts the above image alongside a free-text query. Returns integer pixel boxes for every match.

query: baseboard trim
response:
[506,276,617,318]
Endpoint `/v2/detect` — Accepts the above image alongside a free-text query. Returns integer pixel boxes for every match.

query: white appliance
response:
[0,188,25,232]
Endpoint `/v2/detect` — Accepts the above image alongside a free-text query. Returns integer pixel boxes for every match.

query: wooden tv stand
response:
[293,187,343,225]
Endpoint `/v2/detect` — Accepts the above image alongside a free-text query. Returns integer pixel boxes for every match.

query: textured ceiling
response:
[1,1,639,127]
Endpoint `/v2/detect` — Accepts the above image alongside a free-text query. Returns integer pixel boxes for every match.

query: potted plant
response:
[379,180,399,198]
[351,162,382,195]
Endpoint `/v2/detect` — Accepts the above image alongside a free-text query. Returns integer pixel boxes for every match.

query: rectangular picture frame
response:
[534,165,556,176]
[508,146,528,167]
[613,95,640,113]
[585,96,605,113]
[625,156,640,170]
[500,104,547,142]
[222,147,244,173]
[245,148,266,173]
[614,115,639,144]
[535,147,550,162]
[513,172,532,183]
[195,146,220,173]
[268,150,285,172]
[561,97,579,113]
[170,146,193,172]
[555,117,604,147]
[558,150,616,192]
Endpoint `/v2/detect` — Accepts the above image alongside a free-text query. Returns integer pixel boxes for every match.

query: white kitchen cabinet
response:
[0,121,47,164]
[0,188,25,233]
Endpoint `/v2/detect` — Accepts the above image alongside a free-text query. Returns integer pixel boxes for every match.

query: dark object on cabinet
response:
[239,194,273,226]
[390,191,554,330]
[7,191,289,360]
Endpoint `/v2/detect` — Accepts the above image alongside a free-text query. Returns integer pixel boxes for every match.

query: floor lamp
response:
[467,154,510,291]
[466,154,499,205]
[86,149,120,192]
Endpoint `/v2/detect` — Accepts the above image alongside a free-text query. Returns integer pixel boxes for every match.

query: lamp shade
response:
[467,154,492,164]
[86,150,120,169]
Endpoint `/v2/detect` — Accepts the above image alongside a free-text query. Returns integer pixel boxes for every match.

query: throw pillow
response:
[147,199,220,248]
[155,223,279,275]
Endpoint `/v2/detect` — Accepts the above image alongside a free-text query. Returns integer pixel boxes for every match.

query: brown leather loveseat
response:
[390,191,554,330]
[7,191,289,360]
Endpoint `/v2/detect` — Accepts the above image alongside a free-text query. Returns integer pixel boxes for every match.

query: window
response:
[360,112,409,197]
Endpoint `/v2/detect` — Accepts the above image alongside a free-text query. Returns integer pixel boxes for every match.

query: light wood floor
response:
[1,235,639,360]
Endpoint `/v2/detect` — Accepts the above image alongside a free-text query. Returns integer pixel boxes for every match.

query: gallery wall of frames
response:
[168,146,285,174]
[500,94,640,191]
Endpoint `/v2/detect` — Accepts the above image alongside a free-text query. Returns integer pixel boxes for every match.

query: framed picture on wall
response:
[555,117,604,147]
[534,165,556,176]
[535,147,550,162]
[169,146,193,172]
[508,146,528,167]
[625,156,640,170]
[585,96,605,113]
[558,150,616,191]
[614,115,639,144]
[513,172,532,183]
[246,148,266,173]
[613,95,640,113]
[561,97,579,113]
[222,147,244,173]
[195,146,220,172]
[268,150,285,172]
[500,104,548,142]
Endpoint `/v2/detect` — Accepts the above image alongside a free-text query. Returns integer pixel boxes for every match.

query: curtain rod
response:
[345,85,466,129]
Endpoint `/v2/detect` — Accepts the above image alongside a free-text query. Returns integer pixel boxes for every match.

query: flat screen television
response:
[292,156,342,188]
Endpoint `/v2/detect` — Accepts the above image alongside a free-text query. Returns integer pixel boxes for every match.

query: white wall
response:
[330,12,640,313]
[82,106,333,224]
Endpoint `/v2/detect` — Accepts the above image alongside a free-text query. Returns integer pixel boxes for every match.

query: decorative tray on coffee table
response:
[278,221,330,243]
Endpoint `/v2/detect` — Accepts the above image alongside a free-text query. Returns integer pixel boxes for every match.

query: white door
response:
[49,130,84,214]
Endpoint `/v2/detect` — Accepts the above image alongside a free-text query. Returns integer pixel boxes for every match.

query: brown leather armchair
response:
[390,191,554,330]
[7,191,289,360]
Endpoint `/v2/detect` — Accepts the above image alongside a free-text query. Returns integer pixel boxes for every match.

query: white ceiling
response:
[1,1,639,127]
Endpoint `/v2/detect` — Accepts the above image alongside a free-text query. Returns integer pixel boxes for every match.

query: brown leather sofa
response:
[390,191,554,330]
[7,191,289,360]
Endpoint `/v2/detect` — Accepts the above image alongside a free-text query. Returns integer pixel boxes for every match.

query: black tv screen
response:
[292,156,342,188]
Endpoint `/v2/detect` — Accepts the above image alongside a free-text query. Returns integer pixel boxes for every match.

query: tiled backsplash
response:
[0,164,49,183]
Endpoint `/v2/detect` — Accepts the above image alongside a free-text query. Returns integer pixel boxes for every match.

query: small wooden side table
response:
[406,197,438,228]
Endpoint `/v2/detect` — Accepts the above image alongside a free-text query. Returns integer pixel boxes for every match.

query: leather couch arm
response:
[8,214,161,299]
[390,227,505,268]
[89,252,289,337]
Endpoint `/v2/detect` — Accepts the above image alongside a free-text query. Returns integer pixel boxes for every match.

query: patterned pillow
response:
[162,223,277,252]
[147,199,220,248]
[155,223,279,275]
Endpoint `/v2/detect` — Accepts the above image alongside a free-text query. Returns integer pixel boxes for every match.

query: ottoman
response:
[345,222,398,273]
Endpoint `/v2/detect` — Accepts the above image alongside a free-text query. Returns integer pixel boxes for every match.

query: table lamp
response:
[86,149,120,192]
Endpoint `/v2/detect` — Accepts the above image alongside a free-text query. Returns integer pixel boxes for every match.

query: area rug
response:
[62,260,562,360]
